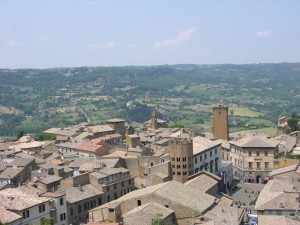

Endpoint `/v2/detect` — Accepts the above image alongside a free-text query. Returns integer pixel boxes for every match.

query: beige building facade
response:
[230,136,279,183]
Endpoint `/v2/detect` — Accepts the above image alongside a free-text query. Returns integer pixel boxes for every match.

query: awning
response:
[247,175,254,180]
[264,176,270,181]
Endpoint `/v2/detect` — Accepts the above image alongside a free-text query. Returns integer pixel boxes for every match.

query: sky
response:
[1,0,300,69]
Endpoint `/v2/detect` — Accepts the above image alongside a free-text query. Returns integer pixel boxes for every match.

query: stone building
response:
[269,164,300,190]
[107,118,126,137]
[192,136,222,175]
[230,136,279,183]
[168,138,193,183]
[212,105,229,140]
[255,179,300,219]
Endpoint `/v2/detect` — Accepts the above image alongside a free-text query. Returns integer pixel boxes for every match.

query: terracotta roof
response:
[41,192,65,198]
[122,202,174,225]
[258,215,300,225]
[88,125,114,133]
[0,188,49,210]
[91,133,122,144]
[59,184,103,203]
[44,128,77,137]
[7,158,34,167]
[185,171,220,192]
[0,143,10,151]
[39,175,62,184]
[46,159,64,165]
[230,136,279,148]
[0,207,22,223]
[269,164,298,177]
[0,167,24,179]
[204,205,245,225]
[193,136,221,155]
[255,179,299,211]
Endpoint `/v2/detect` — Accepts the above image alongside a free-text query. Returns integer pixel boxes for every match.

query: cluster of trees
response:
[1,63,300,136]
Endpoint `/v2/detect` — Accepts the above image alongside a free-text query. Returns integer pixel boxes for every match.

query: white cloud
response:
[125,43,137,49]
[5,39,23,47]
[255,31,271,38]
[154,26,197,48]
[84,42,115,50]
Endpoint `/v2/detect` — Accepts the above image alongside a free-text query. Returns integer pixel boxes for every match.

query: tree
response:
[41,218,54,225]
[287,113,300,132]
[17,130,24,139]
[152,214,163,225]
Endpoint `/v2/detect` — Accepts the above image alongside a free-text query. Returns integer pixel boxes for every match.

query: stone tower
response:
[151,108,158,130]
[212,105,229,140]
[168,138,193,183]
[106,118,126,137]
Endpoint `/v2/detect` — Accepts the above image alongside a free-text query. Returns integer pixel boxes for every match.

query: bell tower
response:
[151,108,158,130]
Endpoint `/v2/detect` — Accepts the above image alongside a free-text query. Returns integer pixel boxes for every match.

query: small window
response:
[39,204,45,213]
[264,149,268,156]
[60,197,64,205]
[109,208,114,212]
[22,210,30,219]
[137,200,141,206]
[60,213,66,221]
[98,197,102,205]
[78,204,82,213]
[70,207,74,216]
[165,204,169,208]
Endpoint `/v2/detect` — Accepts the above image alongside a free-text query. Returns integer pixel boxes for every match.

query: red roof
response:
[91,133,122,144]
[41,192,65,198]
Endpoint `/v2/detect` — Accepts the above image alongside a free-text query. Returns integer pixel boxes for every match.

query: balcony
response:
[244,167,272,172]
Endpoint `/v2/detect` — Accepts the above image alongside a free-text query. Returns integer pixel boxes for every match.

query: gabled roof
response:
[269,164,298,177]
[193,136,221,155]
[255,179,299,211]
[122,202,174,225]
[154,181,216,213]
[7,158,35,167]
[0,167,24,179]
[0,207,22,223]
[59,184,103,203]
[0,188,49,210]
[204,206,245,225]
[185,171,220,192]
[258,215,300,225]
[39,175,62,184]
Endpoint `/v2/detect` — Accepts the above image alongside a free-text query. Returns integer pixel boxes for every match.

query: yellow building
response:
[229,136,279,183]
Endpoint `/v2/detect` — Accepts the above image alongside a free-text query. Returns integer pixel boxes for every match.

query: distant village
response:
[1,105,300,225]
